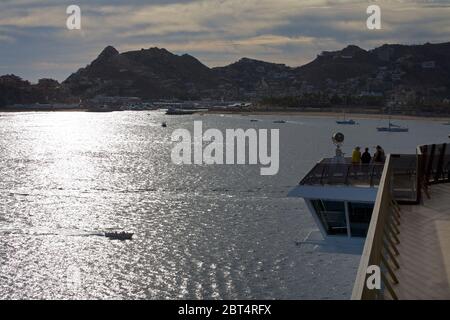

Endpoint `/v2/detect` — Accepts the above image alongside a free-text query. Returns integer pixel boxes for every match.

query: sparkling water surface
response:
[0,111,448,299]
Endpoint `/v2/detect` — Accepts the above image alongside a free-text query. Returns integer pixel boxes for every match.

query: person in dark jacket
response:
[373,145,386,163]
[361,148,372,164]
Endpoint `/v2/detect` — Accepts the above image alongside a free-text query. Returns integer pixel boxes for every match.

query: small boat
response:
[104,232,134,240]
[377,116,409,132]
[336,119,357,125]
[273,120,287,124]
[86,105,119,113]
[166,107,197,115]
[250,119,259,122]
[336,112,357,125]
[377,126,409,132]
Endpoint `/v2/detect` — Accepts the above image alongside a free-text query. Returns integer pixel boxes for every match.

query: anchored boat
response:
[336,112,357,125]
[337,119,357,125]
[165,107,198,115]
[377,115,409,132]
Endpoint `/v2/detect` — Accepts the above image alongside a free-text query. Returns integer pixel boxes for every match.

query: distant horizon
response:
[3,39,450,84]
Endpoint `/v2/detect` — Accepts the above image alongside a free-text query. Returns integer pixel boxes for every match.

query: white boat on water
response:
[376,107,409,132]
[377,116,409,132]
[377,123,409,132]
[336,112,357,125]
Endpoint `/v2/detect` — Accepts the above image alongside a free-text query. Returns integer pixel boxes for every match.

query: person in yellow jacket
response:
[352,146,362,164]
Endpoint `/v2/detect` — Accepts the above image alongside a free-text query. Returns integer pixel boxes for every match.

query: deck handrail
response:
[351,155,400,300]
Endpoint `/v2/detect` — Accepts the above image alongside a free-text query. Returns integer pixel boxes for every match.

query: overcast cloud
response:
[0,0,449,82]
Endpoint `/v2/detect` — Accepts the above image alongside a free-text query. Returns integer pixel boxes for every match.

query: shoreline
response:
[205,110,450,122]
[1,107,450,122]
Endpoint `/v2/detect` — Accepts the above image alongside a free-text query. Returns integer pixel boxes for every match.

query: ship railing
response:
[351,154,402,300]
[417,143,450,199]
[389,154,419,203]
[299,160,385,187]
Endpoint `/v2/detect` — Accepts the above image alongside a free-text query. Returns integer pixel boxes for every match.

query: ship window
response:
[348,202,374,237]
[311,200,347,236]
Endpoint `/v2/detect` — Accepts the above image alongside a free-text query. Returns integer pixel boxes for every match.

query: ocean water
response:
[0,111,448,300]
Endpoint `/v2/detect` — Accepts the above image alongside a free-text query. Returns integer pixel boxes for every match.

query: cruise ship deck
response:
[395,183,450,299]
[352,142,450,300]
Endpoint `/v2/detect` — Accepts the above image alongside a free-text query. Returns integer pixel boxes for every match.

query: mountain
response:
[2,41,450,108]
[64,46,222,100]
[295,42,450,92]
[212,58,295,97]
[63,42,450,101]
[295,45,377,84]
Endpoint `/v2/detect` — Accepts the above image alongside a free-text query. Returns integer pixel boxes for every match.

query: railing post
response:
[319,165,326,185]
[425,144,436,183]
[416,147,423,203]
[381,254,399,284]
[344,164,351,185]
[421,145,430,198]
[381,271,399,300]
[435,143,447,183]
[369,165,376,187]
[383,240,400,269]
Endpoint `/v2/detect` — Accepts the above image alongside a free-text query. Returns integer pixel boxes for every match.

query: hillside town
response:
[1,42,450,116]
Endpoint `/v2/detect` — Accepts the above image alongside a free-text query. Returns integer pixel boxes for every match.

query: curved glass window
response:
[348,202,373,237]
[311,200,347,236]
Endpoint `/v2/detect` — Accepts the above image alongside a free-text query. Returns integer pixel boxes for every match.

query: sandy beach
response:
[205,110,450,122]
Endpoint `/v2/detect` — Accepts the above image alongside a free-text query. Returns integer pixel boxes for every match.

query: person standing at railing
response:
[362,148,372,164]
[373,145,386,164]
[361,147,372,178]
[351,147,362,179]
[352,147,362,164]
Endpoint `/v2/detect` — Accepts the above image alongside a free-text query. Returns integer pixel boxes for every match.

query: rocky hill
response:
[2,41,450,108]
[64,42,450,100]
[296,42,450,90]
[64,46,222,100]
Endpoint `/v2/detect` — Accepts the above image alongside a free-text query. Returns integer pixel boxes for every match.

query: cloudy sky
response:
[0,0,449,82]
